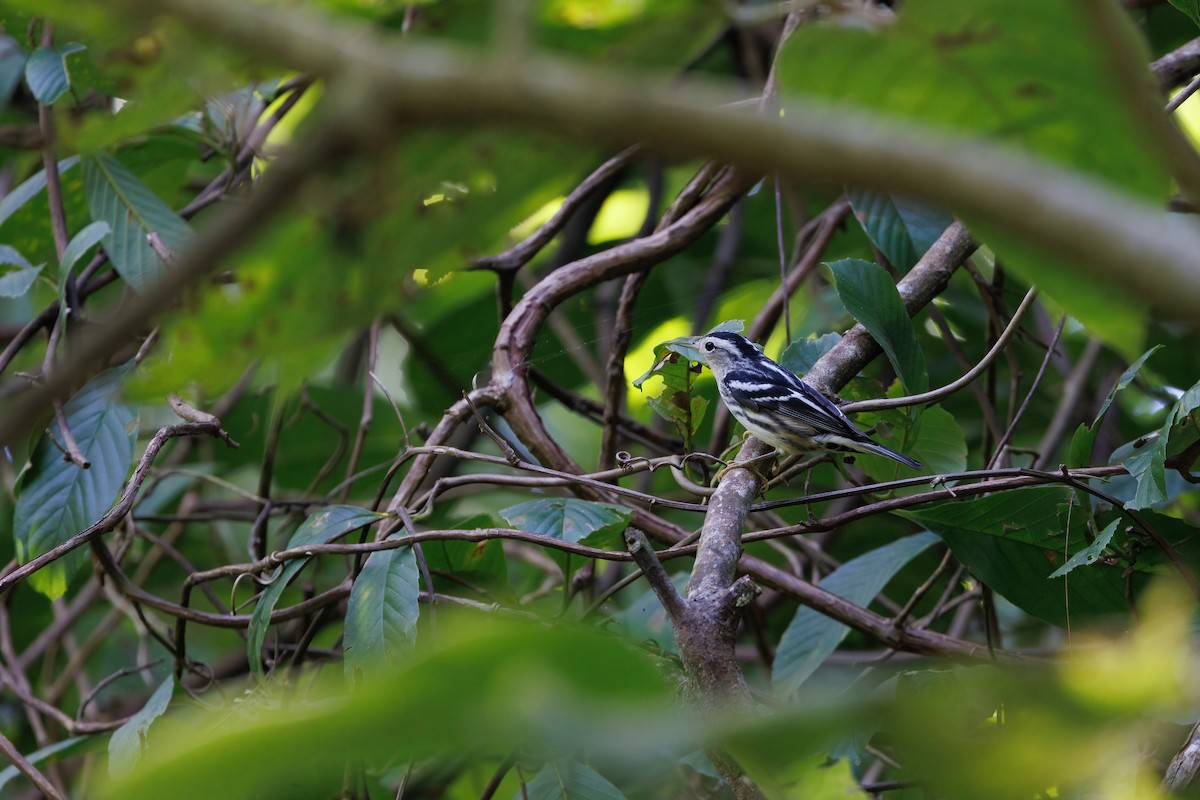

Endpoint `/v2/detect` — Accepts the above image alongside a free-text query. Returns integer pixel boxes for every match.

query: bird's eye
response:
[704,341,715,352]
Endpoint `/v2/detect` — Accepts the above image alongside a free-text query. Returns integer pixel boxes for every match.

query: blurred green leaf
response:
[101,619,676,800]
[778,0,1166,357]
[847,190,953,271]
[23,42,85,103]
[12,365,137,599]
[774,532,939,696]
[500,498,631,545]
[247,505,386,680]
[0,157,79,229]
[1169,0,1200,26]
[0,244,43,298]
[109,676,174,778]
[828,258,928,394]
[523,760,626,800]
[0,736,91,793]
[82,152,193,292]
[0,35,25,110]
[344,540,419,679]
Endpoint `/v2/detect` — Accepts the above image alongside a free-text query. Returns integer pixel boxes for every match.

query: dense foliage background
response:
[3,0,1200,798]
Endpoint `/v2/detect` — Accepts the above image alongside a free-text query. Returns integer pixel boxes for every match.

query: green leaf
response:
[82,152,193,291]
[23,42,85,104]
[778,0,1166,357]
[0,244,42,298]
[101,620,673,800]
[0,737,90,793]
[0,36,25,110]
[856,404,965,482]
[1069,346,1160,468]
[1047,519,1120,579]
[901,488,1133,625]
[847,190,953,271]
[1124,376,1200,510]
[780,333,840,376]
[500,498,632,545]
[828,258,928,394]
[108,676,174,778]
[12,366,137,599]
[0,156,79,229]
[61,220,110,272]
[246,505,386,680]
[524,761,627,800]
[343,542,420,680]
[1169,0,1200,26]
[773,532,940,696]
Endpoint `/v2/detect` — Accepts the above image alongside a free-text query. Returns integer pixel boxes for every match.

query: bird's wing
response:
[722,368,867,439]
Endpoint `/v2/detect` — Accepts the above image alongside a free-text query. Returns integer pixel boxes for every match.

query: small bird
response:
[694,331,921,469]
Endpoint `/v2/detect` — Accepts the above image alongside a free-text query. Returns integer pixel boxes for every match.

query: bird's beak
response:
[660,336,706,365]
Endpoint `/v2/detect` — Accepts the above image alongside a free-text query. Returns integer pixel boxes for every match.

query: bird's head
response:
[691,331,764,378]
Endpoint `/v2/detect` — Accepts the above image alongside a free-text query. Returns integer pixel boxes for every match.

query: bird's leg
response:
[712,447,778,491]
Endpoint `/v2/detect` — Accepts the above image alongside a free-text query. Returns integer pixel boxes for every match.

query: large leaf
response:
[500,498,632,546]
[82,152,193,291]
[1169,0,1200,27]
[900,488,1134,625]
[773,532,940,696]
[828,258,928,394]
[246,505,386,680]
[23,42,85,104]
[847,189,954,271]
[12,366,137,599]
[343,541,420,680]
[777,0,1168,356]
[524,761,627,800]
[855,403,965,482]
[780,333,840,376]
[109,676,173,778]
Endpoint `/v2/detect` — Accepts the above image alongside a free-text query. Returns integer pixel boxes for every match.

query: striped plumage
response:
[696,332,921,469]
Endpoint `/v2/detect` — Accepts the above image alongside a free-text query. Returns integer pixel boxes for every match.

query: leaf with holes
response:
[500,498,632,545]
[82,153,193,291]
[343,541,420,680]
[12,366,137,599]
[108,676,173,778]
[828,259,928,394]
[773,532,939,696]
[246,505,386,681]
[23,42,84,104]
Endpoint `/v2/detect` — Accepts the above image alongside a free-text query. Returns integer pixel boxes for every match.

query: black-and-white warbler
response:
[695,331,921,469]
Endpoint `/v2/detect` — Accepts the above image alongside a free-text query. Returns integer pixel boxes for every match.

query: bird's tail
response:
[854,439,922,469]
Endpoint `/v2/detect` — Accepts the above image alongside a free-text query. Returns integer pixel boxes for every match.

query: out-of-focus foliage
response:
[1,0,1200,798]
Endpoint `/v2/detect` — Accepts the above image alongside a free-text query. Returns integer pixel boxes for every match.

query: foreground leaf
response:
[109,676,174,777]
[23,42,85,104]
